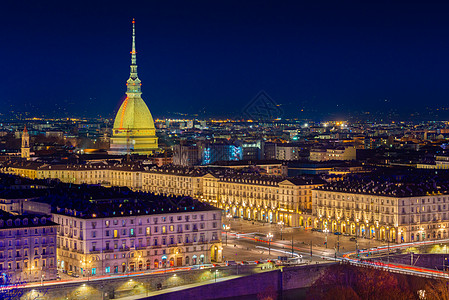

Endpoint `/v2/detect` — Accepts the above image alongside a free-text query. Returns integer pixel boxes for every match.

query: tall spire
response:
[131,18,137,67]
[127,18,141,94]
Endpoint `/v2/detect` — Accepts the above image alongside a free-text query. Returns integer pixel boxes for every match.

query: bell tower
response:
[21,125,30,160]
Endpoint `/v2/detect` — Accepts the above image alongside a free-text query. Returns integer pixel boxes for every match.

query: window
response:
[114,230,118,238]
[105,266,110,273]
[146,227,150,236]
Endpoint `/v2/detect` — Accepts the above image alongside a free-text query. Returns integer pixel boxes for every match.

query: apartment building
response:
[202,173,325,227]
[2,161,324,227]
[312,173,449,243]
[0,211,58,283]
[54,197,222,277]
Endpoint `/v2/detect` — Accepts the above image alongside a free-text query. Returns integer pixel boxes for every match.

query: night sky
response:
[2,1,449,120]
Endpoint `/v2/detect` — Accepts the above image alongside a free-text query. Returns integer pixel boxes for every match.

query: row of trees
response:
[307,264,449,300]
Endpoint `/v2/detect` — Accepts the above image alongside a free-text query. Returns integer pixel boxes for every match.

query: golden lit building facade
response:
[202,173,325,227]
[2,162,326,228]
[312,188,449,243]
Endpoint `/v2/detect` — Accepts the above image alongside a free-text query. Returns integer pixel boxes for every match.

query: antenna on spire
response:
[131,18,136,64]
[127,18,140,87]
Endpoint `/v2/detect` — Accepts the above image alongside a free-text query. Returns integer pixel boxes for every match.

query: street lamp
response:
[267,233,273,255]
[323,228,329,248]
[224,225,230,246]
[277,221,284,240]
[226,213,232,221]
[212,269,218,282]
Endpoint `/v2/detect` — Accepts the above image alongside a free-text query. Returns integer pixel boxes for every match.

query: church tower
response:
[21,125,30,160]
[109,19,159,155]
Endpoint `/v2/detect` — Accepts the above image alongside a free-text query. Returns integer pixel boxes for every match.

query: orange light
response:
[119,97,129,129]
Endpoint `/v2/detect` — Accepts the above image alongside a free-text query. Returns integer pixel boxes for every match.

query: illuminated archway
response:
[332,221,337,232]
[341,222,346,233]
[360,224,366,237]
[350,223,356,235]
[389,228,396,242]
[369,226,376,239]
[379,227,386,240]
[307,217,312,227]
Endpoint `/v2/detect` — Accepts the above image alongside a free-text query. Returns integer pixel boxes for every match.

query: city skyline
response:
[3,1,449,120]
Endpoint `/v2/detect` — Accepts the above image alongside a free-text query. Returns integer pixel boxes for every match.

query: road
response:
[223,217,385,262]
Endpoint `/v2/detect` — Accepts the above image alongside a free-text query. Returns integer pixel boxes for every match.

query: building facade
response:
[202,173,325,227]
[312,187,449,243]
[0,211,58,283]
[2,162,325,228]
[54,201,222,277]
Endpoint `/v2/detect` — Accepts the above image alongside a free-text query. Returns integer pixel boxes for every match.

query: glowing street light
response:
[277,221,284,240]
[267,233,273,255]
[323,228,329,248]
[224,225,230,245]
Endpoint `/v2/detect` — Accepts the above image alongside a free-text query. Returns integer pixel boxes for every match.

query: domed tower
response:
[109,19,158,155]
[21,125,30,160]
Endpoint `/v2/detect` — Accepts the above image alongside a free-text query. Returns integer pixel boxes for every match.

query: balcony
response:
[104,249,114,253]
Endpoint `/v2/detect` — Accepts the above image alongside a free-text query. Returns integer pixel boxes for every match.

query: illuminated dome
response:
[113,97,155,130]
[109,19,158,155]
